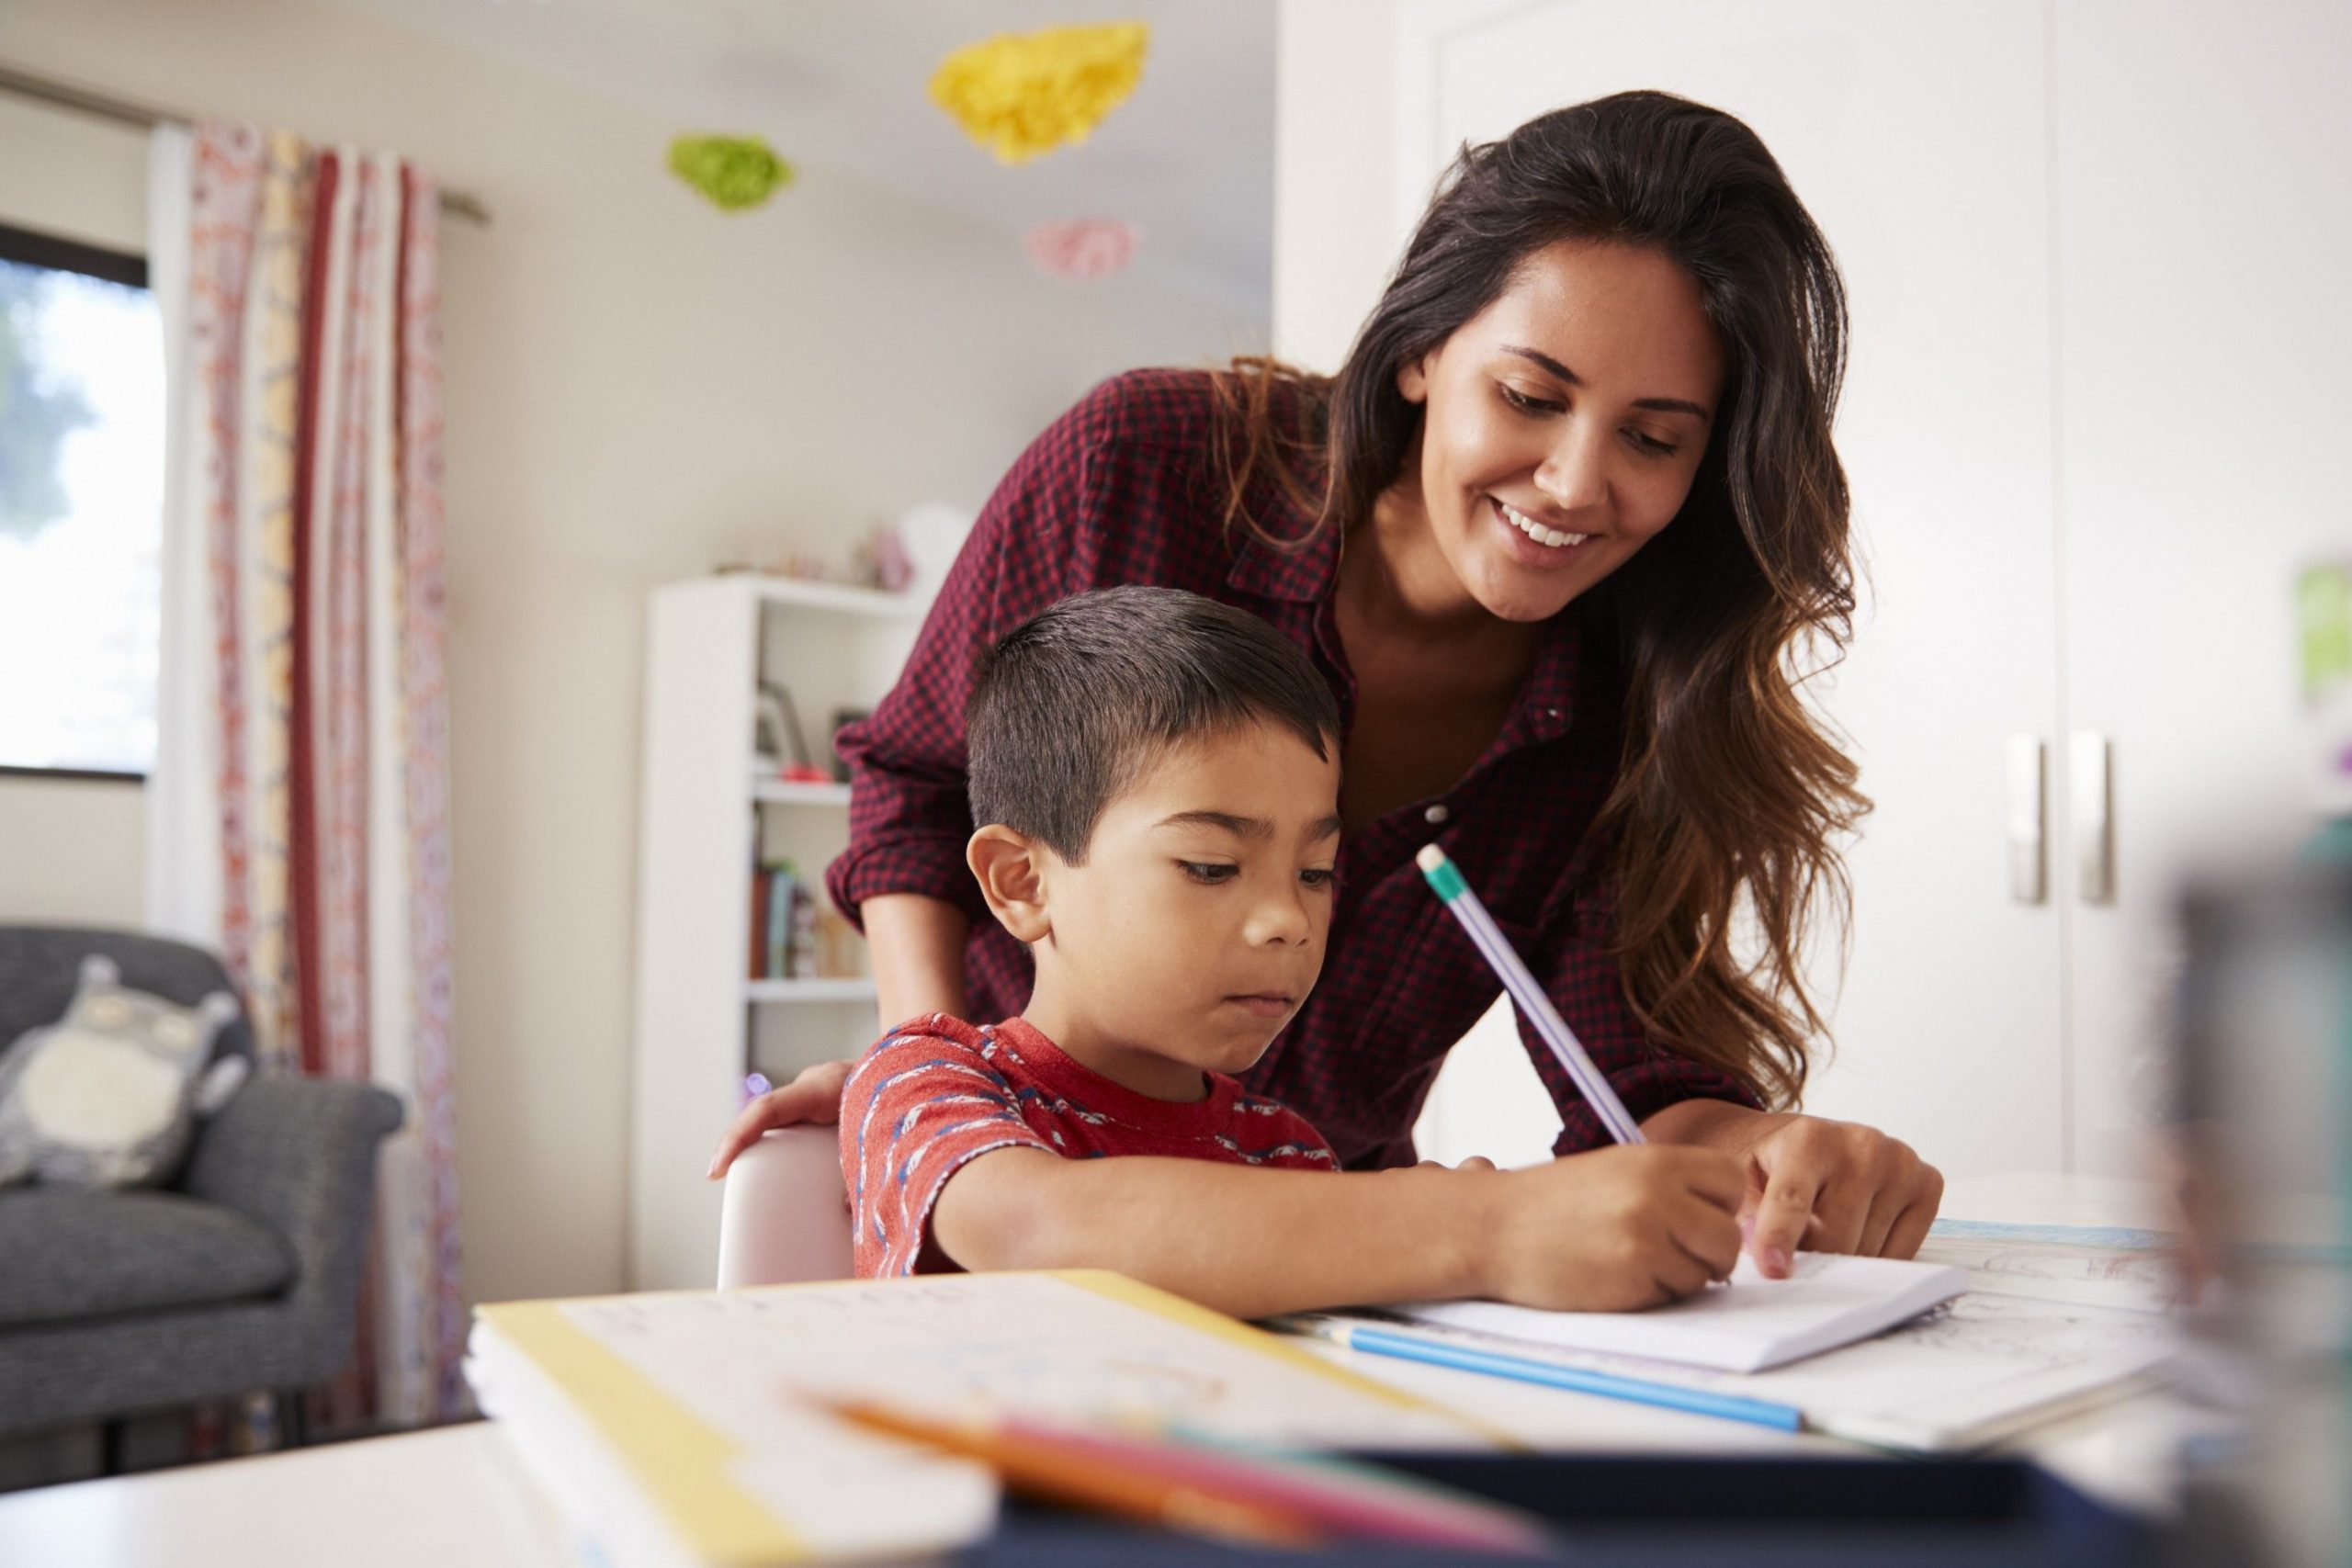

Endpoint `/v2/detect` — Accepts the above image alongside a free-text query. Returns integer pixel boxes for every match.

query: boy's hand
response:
[707,1057,854,1179]
[1476,1145,1746,1312]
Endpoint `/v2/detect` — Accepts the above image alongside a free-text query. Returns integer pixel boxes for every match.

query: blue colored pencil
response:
[1313,1318,1804,1433]
[1417,844,1646,1145]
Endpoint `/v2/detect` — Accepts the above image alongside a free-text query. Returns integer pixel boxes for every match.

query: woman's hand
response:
[1641,1100,1944,1278]
[706,1057,854,1179]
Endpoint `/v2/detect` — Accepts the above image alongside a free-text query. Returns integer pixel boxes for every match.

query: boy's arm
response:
[933,1142,1747,1321]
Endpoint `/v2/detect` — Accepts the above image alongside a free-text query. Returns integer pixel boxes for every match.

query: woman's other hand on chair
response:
[707,1057,854,1178]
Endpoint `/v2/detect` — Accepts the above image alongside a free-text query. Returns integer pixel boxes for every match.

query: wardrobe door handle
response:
[2072,730,2114,904]
[2007,734,2046,904]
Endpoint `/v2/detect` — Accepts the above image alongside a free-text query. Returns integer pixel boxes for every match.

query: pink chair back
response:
[715,1126,854,1287]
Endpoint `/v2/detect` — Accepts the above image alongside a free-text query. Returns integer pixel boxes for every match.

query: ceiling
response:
[327,0,1276,314]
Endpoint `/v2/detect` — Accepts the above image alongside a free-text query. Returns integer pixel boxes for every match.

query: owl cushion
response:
[0,954,250,1190]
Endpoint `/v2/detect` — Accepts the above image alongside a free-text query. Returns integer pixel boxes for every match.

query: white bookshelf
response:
[628,572,925,1290]
[752,779,853,807]
[744,976,881,1004]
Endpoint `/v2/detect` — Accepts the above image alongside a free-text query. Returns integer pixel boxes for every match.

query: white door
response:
[2049,0,2352,1174]
[1397,0,2069,1177]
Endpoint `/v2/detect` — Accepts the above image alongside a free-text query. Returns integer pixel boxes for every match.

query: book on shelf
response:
[748,866,772,982]
[749,858,868,983]
[788,873,820,979]
[816,905,862,977]
[765,862,796,978]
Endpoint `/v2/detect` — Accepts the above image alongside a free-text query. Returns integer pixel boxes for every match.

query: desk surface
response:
[0,1173,2198,1568]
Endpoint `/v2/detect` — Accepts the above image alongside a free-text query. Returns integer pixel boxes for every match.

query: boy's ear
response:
[967,825,1052,943]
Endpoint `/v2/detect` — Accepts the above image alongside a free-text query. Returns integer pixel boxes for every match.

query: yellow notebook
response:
[466,1269,1493,1566]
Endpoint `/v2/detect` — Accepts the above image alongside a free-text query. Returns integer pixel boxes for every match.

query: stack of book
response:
[748,860,817,980]
[463,1270,1510,1567]
[748,862,864,981]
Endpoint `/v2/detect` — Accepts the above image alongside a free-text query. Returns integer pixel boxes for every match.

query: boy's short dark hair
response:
[967,586,1341,863]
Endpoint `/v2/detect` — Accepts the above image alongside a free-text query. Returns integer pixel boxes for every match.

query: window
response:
[0,221,163,781]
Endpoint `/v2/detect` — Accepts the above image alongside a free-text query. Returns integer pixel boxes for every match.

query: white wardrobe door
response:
[1398,0,2065,1176]
[2051,0,2352,1174]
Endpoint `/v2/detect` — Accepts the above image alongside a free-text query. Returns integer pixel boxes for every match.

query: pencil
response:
[1417,843,1646,1145]
[1297,1315,1804,1433]
[826,1399,1325,1549]
[824,1399,1555,1553]
[1028,1420,1555,1553]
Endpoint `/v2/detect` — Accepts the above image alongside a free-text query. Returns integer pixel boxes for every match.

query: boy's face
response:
[1015,718,1342,1094]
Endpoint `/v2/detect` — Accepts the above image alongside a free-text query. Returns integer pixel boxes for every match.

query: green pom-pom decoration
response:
[668,135,795,212]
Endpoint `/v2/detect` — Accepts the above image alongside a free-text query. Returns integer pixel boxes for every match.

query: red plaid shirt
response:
[827,368,1758,1168]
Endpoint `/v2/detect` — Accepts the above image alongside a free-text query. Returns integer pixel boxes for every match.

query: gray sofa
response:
[0,926,403,1468]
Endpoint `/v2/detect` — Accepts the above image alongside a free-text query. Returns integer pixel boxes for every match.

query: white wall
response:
[0,0,1266,1306]
[1285,0,2349,1186]
[1272,0,1403,375]
[1273,0,1566,1168]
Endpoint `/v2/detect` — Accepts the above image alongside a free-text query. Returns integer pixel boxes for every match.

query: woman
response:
[711,90,1942,1274]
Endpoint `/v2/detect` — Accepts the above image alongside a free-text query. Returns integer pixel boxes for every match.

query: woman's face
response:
[1397,238,1726,624]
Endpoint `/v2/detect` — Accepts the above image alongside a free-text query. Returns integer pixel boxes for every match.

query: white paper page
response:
[472,1314,1002,1565]
[1389,1253,1969,1372]
[1330,1292,2177,1453]
[468,1333,698,1568]
[1771,1293,2177,1450]
[558,1273,1489,1452]
[1916,1234,2182,1312]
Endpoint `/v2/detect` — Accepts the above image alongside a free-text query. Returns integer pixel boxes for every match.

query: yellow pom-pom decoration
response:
[668,135,795,211]
[929,22,1149,164]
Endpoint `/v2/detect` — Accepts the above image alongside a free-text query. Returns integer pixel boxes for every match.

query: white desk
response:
[0,1421,573,1568]
[0,1174,2199,1568]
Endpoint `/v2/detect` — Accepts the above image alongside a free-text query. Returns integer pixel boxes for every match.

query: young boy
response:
[839,586,1746,1320]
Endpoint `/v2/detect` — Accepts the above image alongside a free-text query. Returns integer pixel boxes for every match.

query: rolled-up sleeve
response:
[1519,893,1763,1155]
[825,387,1112,929]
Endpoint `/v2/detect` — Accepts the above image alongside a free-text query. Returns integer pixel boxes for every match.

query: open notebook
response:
[1291,1240,2178,1453]
[1386,1253,1970,1373]
[466,1270,1497,1567]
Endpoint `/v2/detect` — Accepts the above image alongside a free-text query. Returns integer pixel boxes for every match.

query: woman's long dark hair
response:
[1212,90,1867,1111]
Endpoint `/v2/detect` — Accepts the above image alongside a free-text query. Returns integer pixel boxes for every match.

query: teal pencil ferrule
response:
[1420,854,1467,904]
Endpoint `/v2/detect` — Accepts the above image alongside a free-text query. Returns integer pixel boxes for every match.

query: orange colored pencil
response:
[826,1399,1328,1550]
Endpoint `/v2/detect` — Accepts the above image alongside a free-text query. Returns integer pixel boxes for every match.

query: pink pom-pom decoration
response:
[1023,219,1141,280]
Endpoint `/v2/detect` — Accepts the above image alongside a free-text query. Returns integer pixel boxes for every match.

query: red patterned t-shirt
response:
[840,1013,1338,1279]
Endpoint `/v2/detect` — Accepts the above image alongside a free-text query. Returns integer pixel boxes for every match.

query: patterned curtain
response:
[145,121,464,1427]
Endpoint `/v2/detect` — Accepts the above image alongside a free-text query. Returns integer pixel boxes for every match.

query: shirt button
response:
[1423,804,1451,826]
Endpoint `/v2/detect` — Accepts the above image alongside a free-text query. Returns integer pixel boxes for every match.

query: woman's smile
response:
[1488,494,1597,559]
